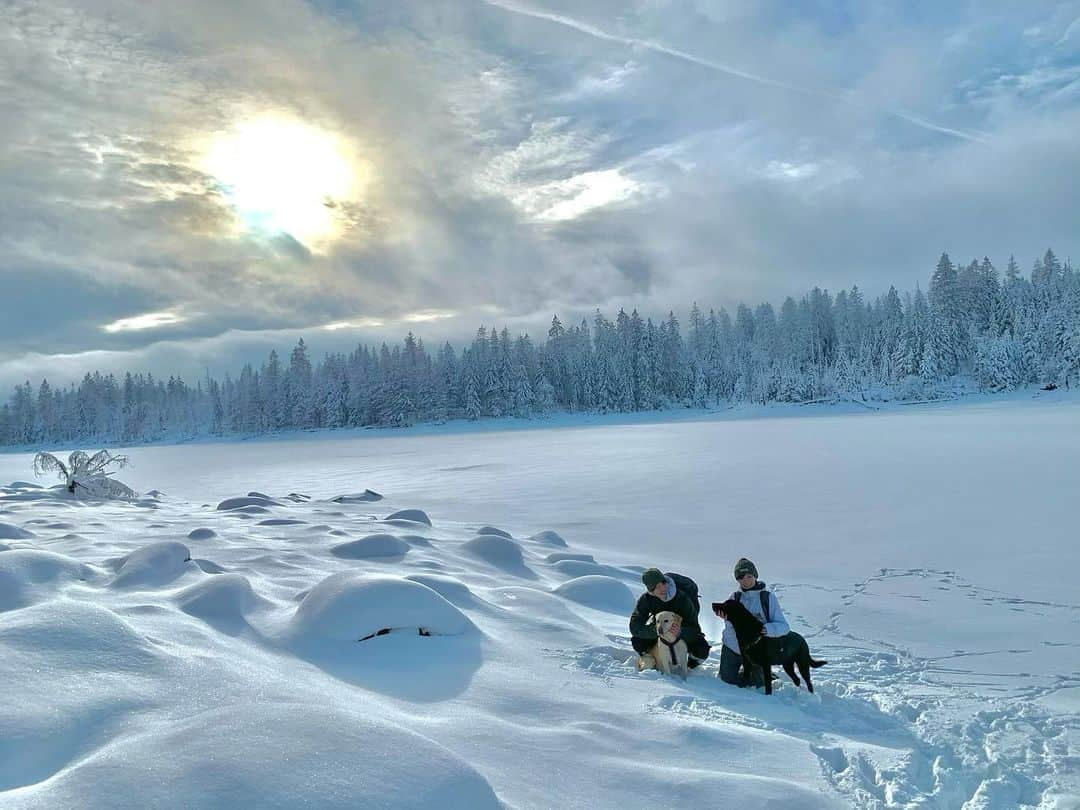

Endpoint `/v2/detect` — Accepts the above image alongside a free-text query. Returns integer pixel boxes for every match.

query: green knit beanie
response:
[642,568,665,590]
[733,558,759,580]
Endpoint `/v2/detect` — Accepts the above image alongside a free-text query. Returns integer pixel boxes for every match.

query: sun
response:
[204,115,359,247]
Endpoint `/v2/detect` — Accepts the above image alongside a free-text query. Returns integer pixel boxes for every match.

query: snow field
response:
[1,481,1075,808]
[0,397,1077,808]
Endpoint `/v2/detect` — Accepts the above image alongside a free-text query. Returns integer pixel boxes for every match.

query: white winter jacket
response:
[721,584,790,653]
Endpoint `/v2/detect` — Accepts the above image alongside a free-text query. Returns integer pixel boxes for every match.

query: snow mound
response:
[330,533,410,559]
[0,487,69,503]
[176,574,264,620]
[0,543,9,552]
[331,489,383,503]
[0,549,95,584]
[384,508,432,526]
[0,600,162,672]
[186,528,217,540]
[476,525,512,538]
[247,490,270,498]
[110,541,193,589]
[552,559,608,578]
[404,574,475,605]
[0,522,35,540]
[193,558,227,574]
[400,534,434,547]
[457,540,529,570]
[0,550,97,611]
[528,529,567,547]
[216,495,282,511]
[10,702,501,810]
[225,505,270,515]
[0,601,166,792]
[289,573,470,641]
[257,518,306,526]
[6,481,43,490]
[545,552,595,564]
[554,575,637,613]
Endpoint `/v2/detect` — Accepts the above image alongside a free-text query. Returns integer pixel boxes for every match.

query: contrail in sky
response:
[482,0,988,143]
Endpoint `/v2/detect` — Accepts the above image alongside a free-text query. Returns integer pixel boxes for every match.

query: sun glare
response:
[204,116,358,248]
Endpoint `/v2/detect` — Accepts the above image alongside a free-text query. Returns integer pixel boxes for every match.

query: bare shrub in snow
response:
[32,449,137,499]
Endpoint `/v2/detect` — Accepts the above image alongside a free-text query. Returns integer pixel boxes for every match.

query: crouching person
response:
[715,557,789,687]
[630,568,710,670]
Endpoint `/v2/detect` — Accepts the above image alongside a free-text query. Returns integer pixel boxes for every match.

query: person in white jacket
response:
[716,557,790,686]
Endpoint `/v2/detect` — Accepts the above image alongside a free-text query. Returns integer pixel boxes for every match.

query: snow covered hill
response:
[0,397,1077,808]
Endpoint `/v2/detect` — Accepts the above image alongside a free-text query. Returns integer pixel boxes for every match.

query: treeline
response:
[2,250,1078,447]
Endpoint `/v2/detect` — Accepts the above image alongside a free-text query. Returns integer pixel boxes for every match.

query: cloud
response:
[2,0,1079,392]
[103,311,188,333]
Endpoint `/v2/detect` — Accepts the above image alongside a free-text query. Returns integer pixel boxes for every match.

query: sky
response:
[3,0,1080,390]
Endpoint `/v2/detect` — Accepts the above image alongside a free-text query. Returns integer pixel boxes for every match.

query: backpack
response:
[735,588,771,623]
[667,572,699,602]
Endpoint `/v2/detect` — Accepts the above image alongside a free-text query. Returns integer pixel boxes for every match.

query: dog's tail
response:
[809,658,827,668]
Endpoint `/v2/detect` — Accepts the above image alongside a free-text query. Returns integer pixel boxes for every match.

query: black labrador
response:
[714,599,826,695]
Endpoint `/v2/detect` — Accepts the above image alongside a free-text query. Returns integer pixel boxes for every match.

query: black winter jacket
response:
[628,573,704,642]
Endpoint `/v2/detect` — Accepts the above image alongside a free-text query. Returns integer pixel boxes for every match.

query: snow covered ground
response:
[0,394,1077,808]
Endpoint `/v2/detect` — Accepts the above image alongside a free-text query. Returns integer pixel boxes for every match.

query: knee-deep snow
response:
[0,395,1077,808]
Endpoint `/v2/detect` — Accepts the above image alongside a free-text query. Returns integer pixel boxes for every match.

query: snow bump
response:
[110,541,193,589]
[176,574,265,621]
[403,574,475,606]
[545,552,596,564]
[186,528,217,541]
[476,525,512,538]
[461,535,534,578]
[0,522,35,540]
[14,703,502,810]
[216,495,282,511]
[0,550,97,611]
[551,559,607,578]
[331,490,383,503]
[384,509,432,527]
[289,573,470,642]
[554,576,637,613]
[528,530,567,547]
[330,533,411,560]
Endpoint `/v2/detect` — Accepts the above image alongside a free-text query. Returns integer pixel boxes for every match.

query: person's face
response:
[650,581,668,598]
[737,572,757,589]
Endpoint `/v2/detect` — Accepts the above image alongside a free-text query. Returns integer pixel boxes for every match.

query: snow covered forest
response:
[3,250,1079,447]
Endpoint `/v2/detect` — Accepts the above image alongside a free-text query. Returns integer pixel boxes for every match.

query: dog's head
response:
[717,599,762,641]
[654,611,681,642]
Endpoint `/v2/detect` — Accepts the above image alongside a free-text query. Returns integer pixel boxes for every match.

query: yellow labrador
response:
[635,611,689,680]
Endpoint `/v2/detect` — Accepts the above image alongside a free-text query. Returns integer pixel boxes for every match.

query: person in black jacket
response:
[629,568,710,669]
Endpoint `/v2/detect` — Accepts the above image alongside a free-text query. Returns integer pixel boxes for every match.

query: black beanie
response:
[642,568,665,590]
[733,558,758,580]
